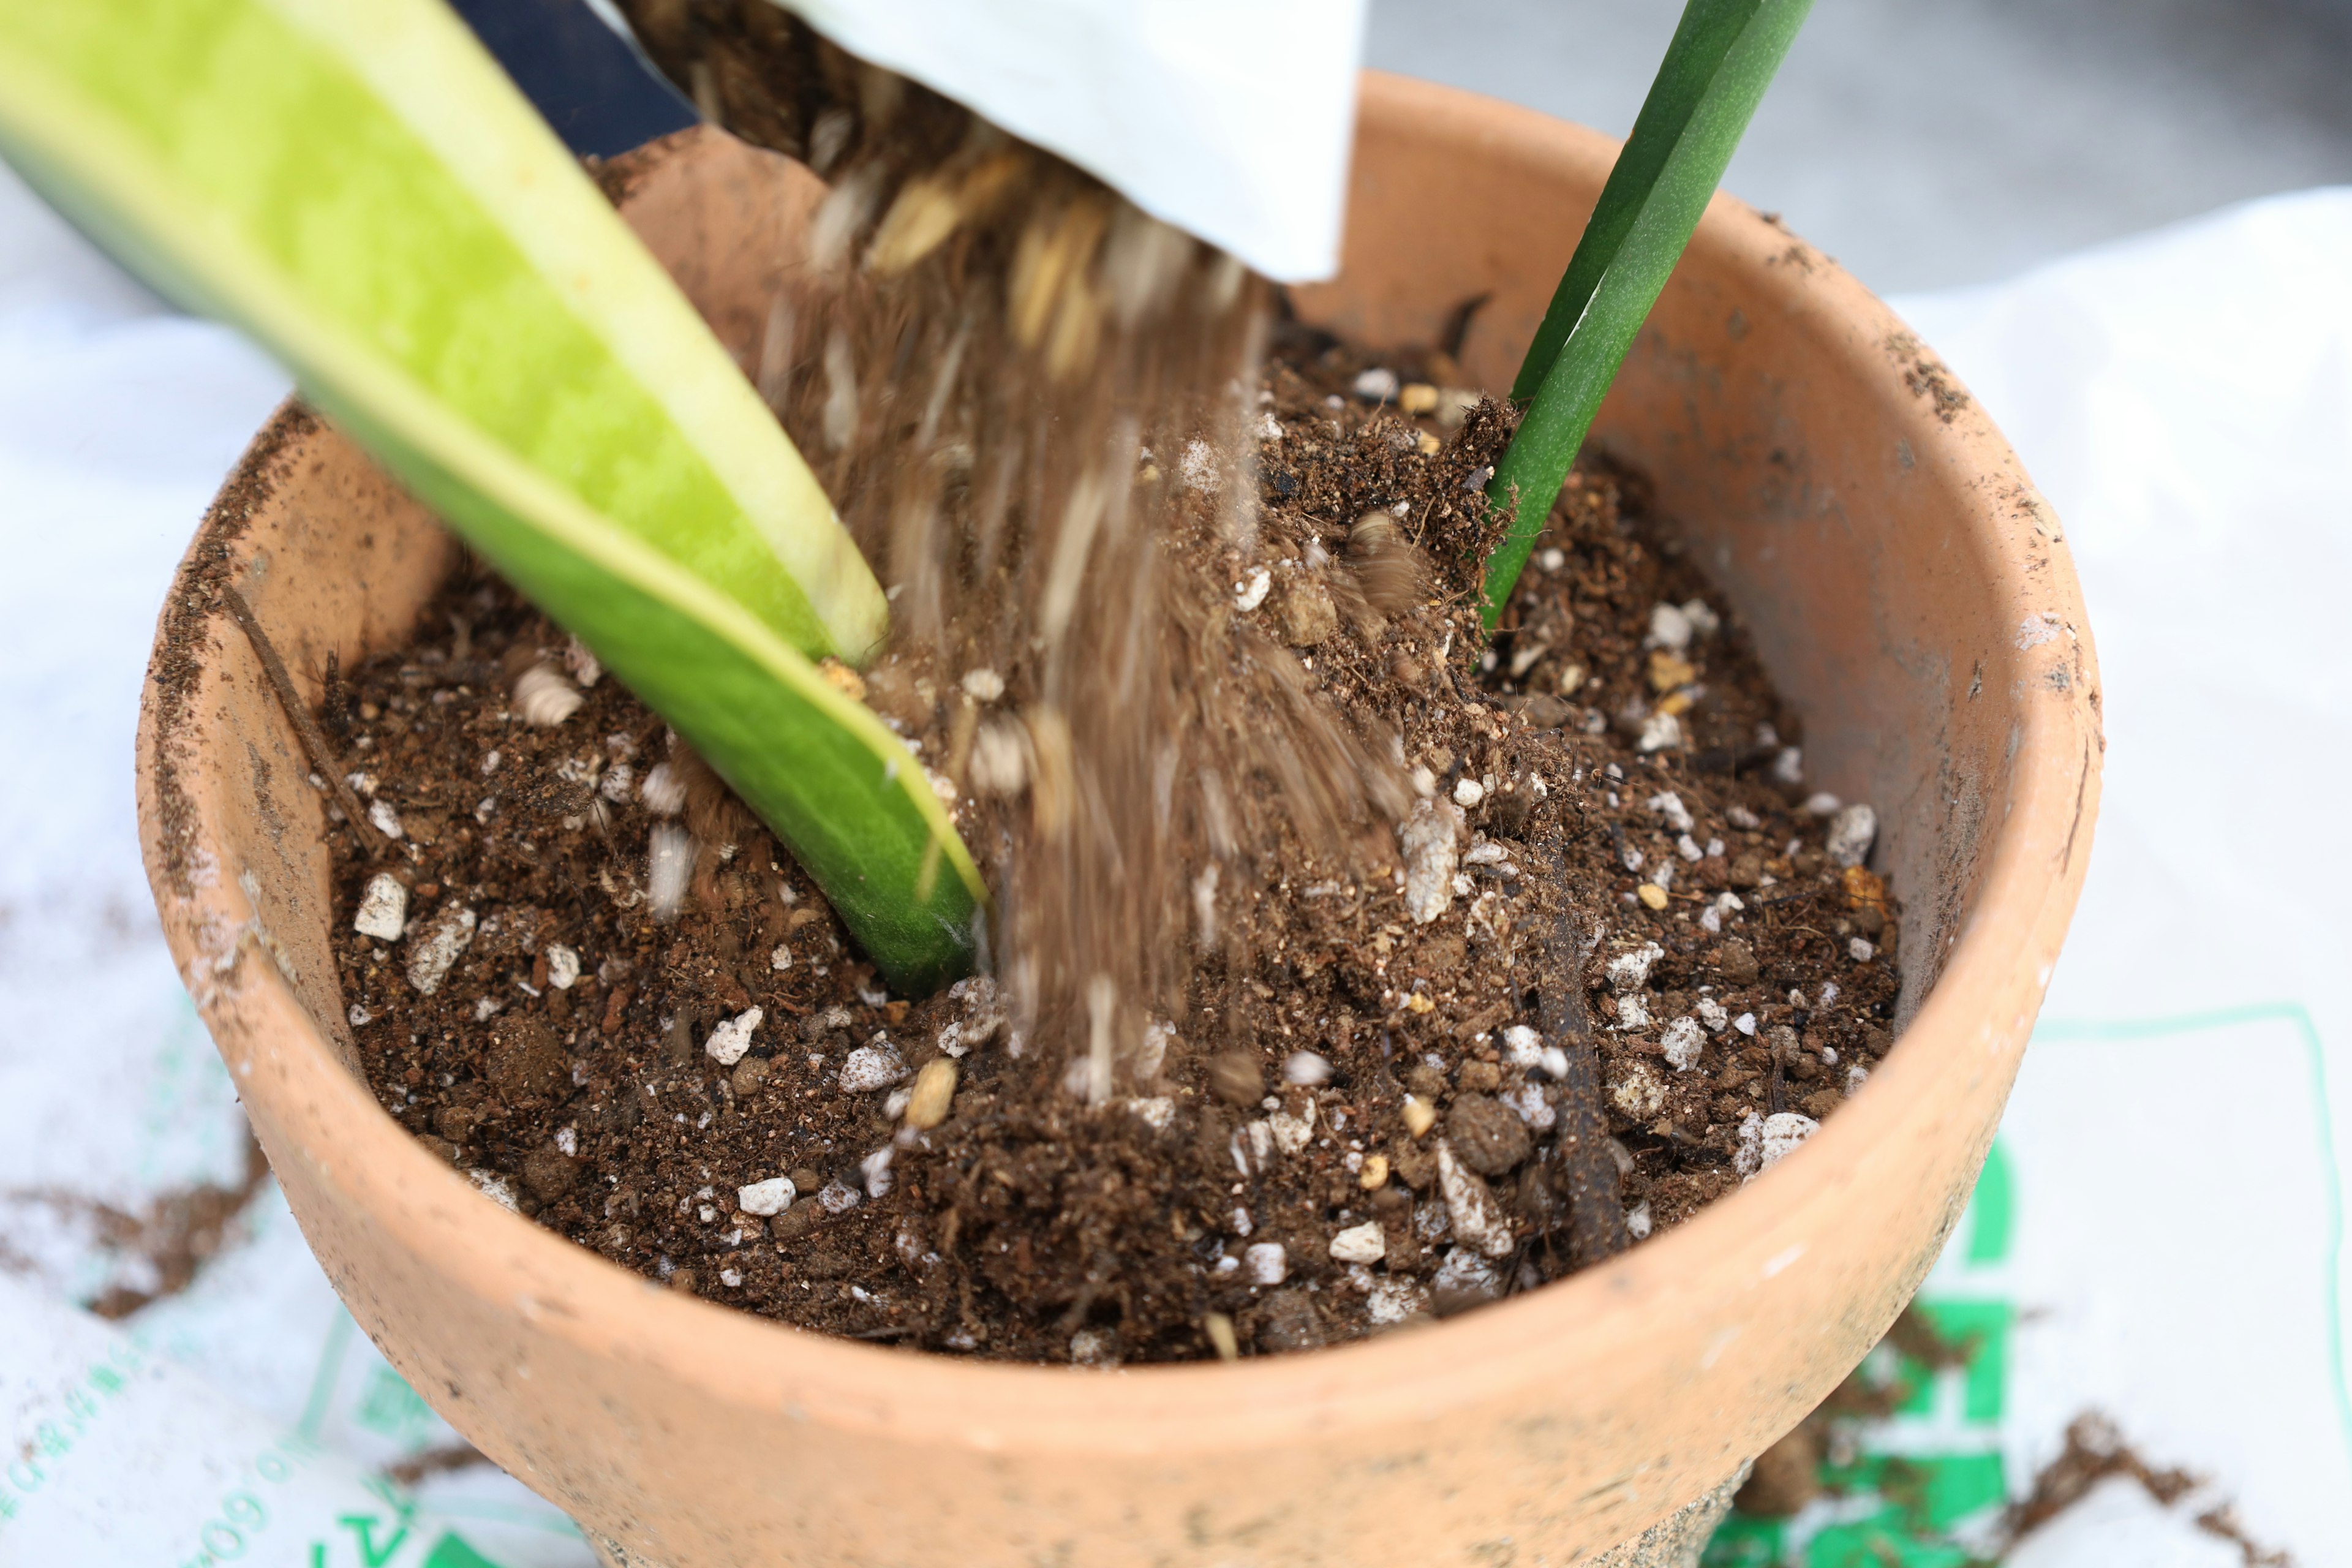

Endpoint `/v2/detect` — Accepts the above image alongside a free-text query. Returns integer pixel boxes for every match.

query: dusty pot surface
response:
[138,75,2100,1567]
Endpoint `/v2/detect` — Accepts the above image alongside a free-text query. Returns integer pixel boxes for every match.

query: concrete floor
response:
[1365,0,2352,292]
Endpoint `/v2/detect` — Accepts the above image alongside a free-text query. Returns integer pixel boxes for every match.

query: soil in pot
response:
[317,318,1904,1365]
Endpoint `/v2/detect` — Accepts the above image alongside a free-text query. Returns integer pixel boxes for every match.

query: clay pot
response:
[138,74,2098,1566]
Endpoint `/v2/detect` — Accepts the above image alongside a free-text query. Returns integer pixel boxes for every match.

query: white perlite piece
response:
[1431,1246,1502,1303]
[1452,776,1485,808]
[818,1178,862,1215]
[544,944,580,990]
[1436,1140,1516,1258]
[1697,997,1730,1033]
[1365,1278,1427,1325]
[1245,1241,1289,1285]
[704,1007,765,1066]
[367,799,404,841]
[1648,601,1694,651]
[1624,1201,1654,1241]
[468,1169,519,1212]
[1125,1096,1175,1131]
[647,823,693,921]
[1233,565,1272,611]
[968,721,1028,796]
[404,905,475,995]
[1399,798,1463,925]
[1266,1099,1316,1155]
[513,664,583,726]
[840,1041,910,1092]
[1680,598,1721,639]
[1850,937,1878,963]
[1610,1059,1667,1120]
[1501,1024,1542,1068]
[1501,1082,1555,1131]
[639,761,686,816]
[1636,712,1683,753]
[1647,790,1694,832]
[771,943,793,972]
[352,873,407,941]
[1180,438,1221,494]
[1607,942,1664,993]
[1660,1016,1706,1071]
[737,1177,794,1216]
[960,667,1005,702]
[1826,803,1879,868]
[1330,1221,1385,1264]
[861,1147,895,1198]
[1283,1050,1331,1086]
[1803,791,1842,817]
[1352,366,1399,401]
[1735,1110,1821,1180]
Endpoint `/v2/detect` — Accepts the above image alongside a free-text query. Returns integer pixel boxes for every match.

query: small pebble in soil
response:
[1330,1222,1385,1264]
[368,799,404,841]
[353,873,407,941]
[1351,366,1398,401]
[1401,1095,1438,1137]
[544,944,580,989]
[902,1058,959,1129]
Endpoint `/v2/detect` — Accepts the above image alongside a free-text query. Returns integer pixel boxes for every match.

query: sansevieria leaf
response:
[1480,0,1812,626]
[0,0,984,989]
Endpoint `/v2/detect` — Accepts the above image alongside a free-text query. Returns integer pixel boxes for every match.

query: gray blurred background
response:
[1364,0,2352,292]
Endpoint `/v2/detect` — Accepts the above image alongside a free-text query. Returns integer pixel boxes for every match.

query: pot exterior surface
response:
[138,77,2100,1567]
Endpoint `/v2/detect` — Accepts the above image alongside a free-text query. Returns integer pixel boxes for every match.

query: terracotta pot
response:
[138,73,2099,1567]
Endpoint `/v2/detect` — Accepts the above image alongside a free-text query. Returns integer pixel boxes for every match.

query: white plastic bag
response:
[767,0,1367,282]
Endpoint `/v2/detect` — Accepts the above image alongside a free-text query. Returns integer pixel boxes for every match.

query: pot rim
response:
[140,71,2098,1466]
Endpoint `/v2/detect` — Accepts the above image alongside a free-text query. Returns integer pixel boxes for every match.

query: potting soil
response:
[325,330,1904,1363]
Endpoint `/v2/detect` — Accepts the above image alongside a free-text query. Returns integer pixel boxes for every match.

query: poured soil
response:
[325,334,1902,1364]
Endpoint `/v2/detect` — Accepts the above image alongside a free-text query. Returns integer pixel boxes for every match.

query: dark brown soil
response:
[321,322,1902,1363]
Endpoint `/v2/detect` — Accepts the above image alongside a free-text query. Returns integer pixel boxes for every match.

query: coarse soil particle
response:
[326,328,1902,1363]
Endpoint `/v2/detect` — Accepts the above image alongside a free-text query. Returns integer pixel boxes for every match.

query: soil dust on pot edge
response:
[322,331,1904,1365]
